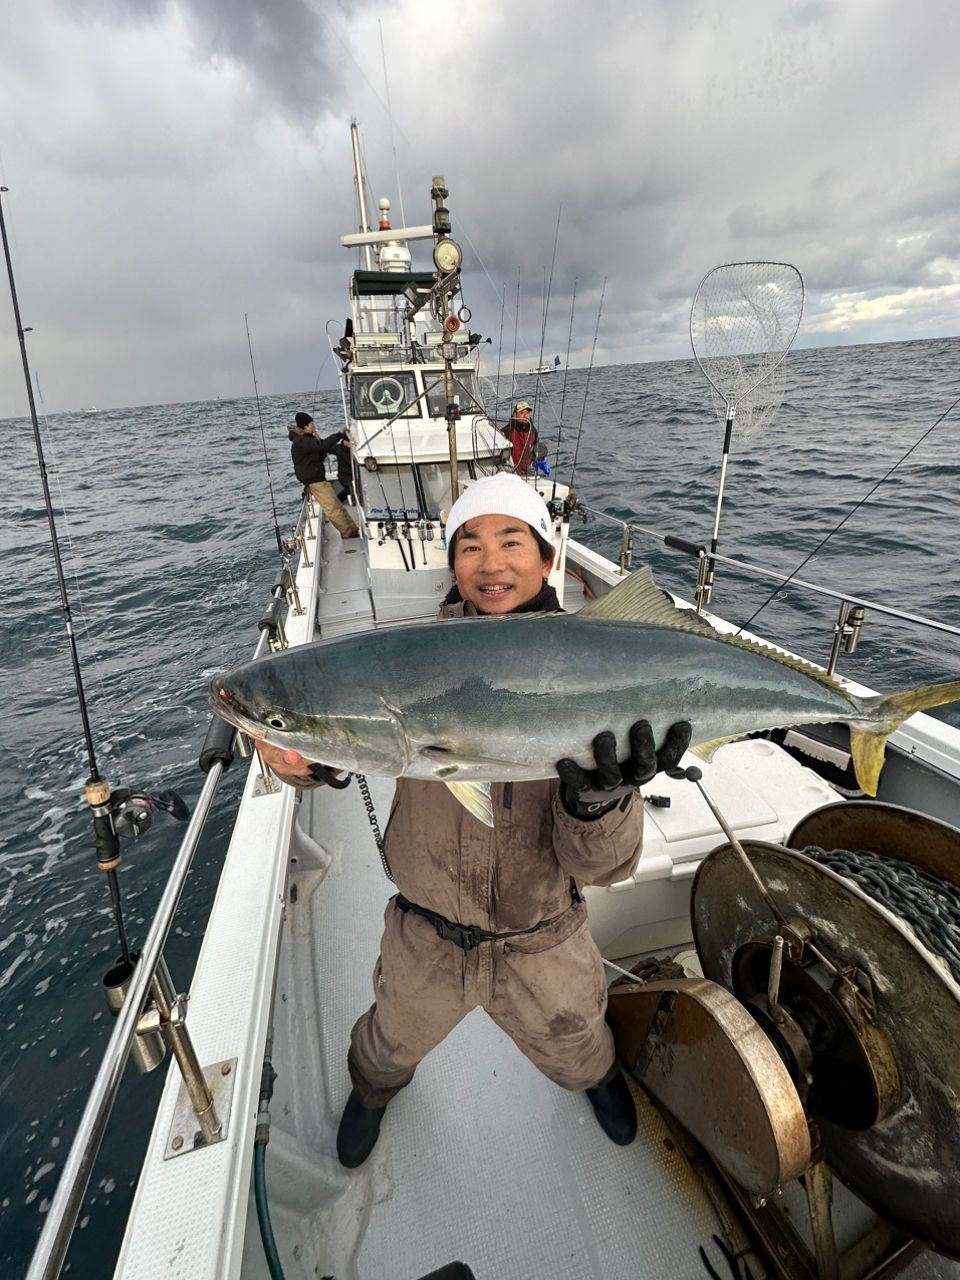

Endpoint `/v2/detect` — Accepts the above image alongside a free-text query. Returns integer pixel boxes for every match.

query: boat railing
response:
[578,504,960,676]
[350,342,473,368]
[26,575,288,1280]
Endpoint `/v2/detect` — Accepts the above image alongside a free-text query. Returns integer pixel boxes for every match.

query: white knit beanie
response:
[444,474,552,546]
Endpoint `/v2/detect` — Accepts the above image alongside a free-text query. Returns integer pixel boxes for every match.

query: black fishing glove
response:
[557,720,692,819]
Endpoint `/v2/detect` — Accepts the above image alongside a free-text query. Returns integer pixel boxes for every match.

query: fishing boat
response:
[528,354,561,374]
[22,130,960,1280]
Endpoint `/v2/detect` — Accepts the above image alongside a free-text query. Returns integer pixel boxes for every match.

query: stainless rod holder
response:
[827,600,851,676]
[102,955,166,1075]
[152,959,221,1146]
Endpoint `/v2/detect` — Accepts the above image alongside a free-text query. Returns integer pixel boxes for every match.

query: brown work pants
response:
[308,480,358,539]
[348,898,616,1108]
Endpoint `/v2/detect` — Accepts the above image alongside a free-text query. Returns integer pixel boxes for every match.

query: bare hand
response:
[253,740,319,787]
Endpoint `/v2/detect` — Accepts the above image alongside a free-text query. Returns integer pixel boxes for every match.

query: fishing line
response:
[737,388,960,635]
[553,276,578,501]
[310,353,330,418]
[568,276,606,491]
[244,314,284,557]
[511,268,521,414]
[494,280,506,414]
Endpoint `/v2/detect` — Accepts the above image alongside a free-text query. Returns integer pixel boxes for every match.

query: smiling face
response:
[452,512,554,614]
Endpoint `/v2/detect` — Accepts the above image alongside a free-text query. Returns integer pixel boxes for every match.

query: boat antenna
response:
[690,261,804,613]
[349,120,374,271]
[377,20,406,226]
[736,386,960,635]
[0,187,188,970]
[552,275,578,501]
[244,314,284,557]
[568,275,606,491]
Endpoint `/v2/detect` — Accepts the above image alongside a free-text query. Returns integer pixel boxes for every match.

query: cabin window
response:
[425,370,482,418]
[351,372,420,419]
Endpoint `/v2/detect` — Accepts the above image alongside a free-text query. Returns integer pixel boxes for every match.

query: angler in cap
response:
[505,400,540,475]
[288,412,358,538]
[257,474,691,1167]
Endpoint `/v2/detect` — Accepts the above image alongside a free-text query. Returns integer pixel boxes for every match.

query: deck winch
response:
[608,798,960,1277]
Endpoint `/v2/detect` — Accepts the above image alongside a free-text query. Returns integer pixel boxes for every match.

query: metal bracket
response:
[164,1058,237,1160]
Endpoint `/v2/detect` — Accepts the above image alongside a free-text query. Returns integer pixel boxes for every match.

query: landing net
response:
[690,261,804,438]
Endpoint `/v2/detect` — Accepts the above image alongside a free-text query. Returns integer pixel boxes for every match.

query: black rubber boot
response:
[336,1089,387,1167]
[585,1069,637,1145]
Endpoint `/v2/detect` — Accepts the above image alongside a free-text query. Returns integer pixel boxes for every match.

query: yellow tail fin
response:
[850,679,960,795]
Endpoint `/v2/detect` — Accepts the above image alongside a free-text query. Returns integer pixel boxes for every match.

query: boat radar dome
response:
[376,196,413,273]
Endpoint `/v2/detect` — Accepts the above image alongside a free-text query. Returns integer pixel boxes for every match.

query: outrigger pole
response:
[0,186,132,965]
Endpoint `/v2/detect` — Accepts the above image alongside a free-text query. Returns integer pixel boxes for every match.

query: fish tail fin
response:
[851,679,960,795]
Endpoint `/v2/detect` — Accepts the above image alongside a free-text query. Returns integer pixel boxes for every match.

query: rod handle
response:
[199,716,236,774]
[664,535,704,557]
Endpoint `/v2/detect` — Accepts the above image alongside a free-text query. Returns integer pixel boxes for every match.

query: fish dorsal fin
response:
[578,566,716,634]
[577,565,848,695]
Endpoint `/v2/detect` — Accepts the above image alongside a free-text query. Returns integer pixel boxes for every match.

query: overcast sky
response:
[0,0,958,417]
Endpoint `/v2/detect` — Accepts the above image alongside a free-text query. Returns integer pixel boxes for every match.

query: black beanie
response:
[295,412,313,429]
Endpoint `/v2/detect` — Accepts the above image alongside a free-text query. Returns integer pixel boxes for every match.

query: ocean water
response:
[1,337,959,1276]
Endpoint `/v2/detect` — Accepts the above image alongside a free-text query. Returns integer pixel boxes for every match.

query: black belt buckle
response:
[434,917,482,951]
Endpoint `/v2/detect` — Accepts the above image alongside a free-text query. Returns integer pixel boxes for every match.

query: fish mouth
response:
[210,677,258,735]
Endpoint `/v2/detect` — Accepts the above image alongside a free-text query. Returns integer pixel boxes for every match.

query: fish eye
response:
[266,713,287,729]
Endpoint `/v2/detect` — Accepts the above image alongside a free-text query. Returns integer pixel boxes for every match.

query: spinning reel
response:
[110,786,190,838]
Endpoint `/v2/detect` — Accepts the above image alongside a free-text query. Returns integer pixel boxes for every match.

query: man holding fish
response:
[228,474,959,1169]
[254,475,692,1167]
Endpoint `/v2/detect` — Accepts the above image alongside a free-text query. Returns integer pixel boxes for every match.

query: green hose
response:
[254,1141,287,1280]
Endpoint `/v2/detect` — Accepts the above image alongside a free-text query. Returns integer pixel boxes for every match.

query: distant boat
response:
[82,405,98,414]
[528,355,561,375]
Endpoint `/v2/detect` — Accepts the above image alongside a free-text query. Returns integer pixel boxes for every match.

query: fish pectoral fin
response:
[445,781,495,828]
[418,746,507,771]
[690,733,743,763]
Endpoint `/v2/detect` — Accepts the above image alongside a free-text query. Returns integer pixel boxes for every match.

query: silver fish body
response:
[211,569,940,793]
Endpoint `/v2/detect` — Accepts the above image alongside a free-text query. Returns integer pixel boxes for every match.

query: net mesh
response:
[690,261,804,438]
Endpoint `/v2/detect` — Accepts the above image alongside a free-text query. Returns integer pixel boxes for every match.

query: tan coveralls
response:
[308,480,358,539]
[348,601,645,1108]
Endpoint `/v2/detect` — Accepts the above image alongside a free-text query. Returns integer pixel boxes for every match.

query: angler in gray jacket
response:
[259,474,690,1167]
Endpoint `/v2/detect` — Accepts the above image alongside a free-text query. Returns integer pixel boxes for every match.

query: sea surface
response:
[1,337,959,1276]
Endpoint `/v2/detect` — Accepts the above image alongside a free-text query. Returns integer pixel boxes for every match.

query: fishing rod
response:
[552,276,578,502]
[244,314,284,557]
[736,386,960,635]
[533,207,562,425]
[0,187,188,969]
[568,276,606,491]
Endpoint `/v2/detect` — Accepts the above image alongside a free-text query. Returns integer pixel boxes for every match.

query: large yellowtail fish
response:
[210,567,960,826]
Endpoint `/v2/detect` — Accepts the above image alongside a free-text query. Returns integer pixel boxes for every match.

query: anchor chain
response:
[803,845,960,984]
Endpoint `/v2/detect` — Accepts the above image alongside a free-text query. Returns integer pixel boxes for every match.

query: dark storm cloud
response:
[1,0,959,417]
[61,0,368,119]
